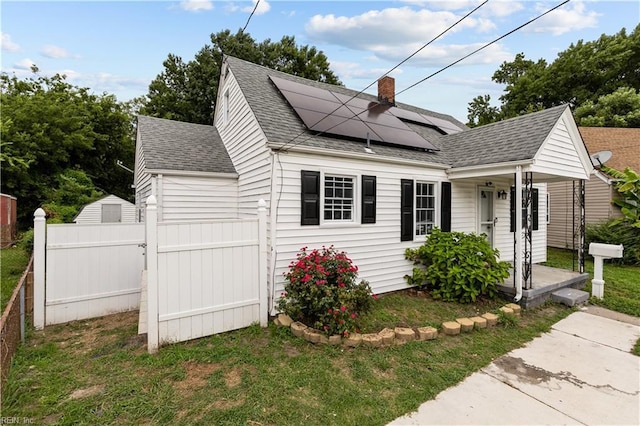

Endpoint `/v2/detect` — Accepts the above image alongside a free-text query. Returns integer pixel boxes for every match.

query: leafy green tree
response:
[141,29,341,125]
[466,94,501,127]
[42,169,104,223]
[468,24,640,124]
[574,87,640,127]
[603,166,640,228]
[0,72,135,228]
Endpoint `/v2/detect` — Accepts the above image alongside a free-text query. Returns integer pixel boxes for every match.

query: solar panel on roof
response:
[270,75,441,151]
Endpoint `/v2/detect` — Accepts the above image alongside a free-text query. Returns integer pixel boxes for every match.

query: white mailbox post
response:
[588,243,624,299]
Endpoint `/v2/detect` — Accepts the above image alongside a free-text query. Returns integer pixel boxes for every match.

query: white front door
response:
[479,189,495,248]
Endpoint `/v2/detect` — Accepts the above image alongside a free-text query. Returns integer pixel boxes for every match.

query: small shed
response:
[0,193,17,247]
[74,195,136,224]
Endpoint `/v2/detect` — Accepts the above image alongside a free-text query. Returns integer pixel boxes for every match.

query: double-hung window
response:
[301,171,376,225]
[324,175,354,221]
[415,182,436,236]
[401,180,450,241]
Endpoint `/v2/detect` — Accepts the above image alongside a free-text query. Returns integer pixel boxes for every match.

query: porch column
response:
[514,166,523,301]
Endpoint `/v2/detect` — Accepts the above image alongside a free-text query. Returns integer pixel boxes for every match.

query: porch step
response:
[551,288,590,307]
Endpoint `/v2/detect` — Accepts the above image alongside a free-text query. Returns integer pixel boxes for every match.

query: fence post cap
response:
[34,208,46,219]
[146,195,157,206]
[258,198,267,210]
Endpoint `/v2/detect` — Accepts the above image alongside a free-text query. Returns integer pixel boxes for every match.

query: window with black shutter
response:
[440,182,451,232]
[361,175,376,224]
[301,170,320,225]
[510,186,540,231]
[400,179,413,241]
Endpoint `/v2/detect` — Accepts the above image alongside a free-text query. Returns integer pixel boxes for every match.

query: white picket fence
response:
[32,198,268,353]
[33,209,145,328]
[145,196,268,352]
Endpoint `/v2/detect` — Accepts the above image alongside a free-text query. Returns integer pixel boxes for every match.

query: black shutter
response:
[301,170,320,225]
[401,179,414,241]
[510,186,516,232]
[361,175,376,224]
[440,182,451,232]
[532,188,539,231]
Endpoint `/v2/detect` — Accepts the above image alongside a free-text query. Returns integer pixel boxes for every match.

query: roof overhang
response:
[145,169,239,179]
[447,160,534,180]
[269,142,451,170]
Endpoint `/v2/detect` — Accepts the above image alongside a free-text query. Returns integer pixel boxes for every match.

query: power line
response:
[242,0,260,33]
[398,0,570,96]
[279,0,570,153]
[276,0,488,153]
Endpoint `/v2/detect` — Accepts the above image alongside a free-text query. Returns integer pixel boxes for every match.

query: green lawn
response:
[544,247,640,317]
[2,294,571,425]
[1,246,30,312]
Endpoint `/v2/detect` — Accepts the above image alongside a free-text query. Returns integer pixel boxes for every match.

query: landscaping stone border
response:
[275,303,521,348]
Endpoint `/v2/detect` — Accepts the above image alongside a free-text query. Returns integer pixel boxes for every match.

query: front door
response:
[479,189,495,248]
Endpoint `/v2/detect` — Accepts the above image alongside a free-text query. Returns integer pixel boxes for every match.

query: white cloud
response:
[527,1,600,36]
[371,42,512,67]
[306,7,483,49]
[331,61,404,81]
[40,45,79,59]
[242,0,270,16]
[14,58,37,70]
[180,0,213,12]
[1,32,20,52]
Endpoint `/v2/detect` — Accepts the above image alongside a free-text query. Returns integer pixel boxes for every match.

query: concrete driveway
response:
[390,307,640,425]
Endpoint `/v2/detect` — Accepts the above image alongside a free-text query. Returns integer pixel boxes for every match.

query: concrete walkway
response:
[389,307,640,425]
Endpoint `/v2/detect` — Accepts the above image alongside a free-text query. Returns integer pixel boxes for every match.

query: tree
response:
[466,94,500,127]
[0,71,135,228]
[574,87,640,127]
[468,24,640,125]
[141,29,341,125]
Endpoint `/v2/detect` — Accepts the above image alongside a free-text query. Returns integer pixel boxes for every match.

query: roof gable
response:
[136,115,236,174]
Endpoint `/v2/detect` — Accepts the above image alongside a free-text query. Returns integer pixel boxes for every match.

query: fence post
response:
[33,208,46,329]
[145,196,159,353]
[257,199,268,327]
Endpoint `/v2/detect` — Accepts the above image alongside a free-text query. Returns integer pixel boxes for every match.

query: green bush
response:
[404,228,510,303]
[586,220,640,265]
[277,246,375,337]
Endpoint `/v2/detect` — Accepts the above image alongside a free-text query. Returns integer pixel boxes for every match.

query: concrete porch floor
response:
[497,264,589,309]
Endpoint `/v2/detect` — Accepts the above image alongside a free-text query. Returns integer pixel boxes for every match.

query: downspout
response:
[268,151,279,315]
[514,166,523,302]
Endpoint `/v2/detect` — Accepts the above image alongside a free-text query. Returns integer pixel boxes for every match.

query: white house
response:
[74,194,136,224]
[135,55,593,313]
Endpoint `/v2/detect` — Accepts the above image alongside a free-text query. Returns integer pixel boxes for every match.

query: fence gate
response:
[33,209,145,327]
[145,197,268,353]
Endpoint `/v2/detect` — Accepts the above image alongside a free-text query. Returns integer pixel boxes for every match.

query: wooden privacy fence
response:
[33,209,145,328]
[145,196,268,353]
[0,255,34,406]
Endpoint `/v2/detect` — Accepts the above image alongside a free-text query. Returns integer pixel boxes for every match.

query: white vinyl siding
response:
[532,113,591,180]
[159,175,238,222]
[215,68,272,218]
[272,150,447,300]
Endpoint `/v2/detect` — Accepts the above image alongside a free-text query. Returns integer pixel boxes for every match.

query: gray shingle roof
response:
[225,55,466,165]
[225,55,570,169]
[439,105,569,168]
[137,115,236,174]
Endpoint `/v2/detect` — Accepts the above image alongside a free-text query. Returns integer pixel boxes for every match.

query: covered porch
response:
[444,105,594,308]
[497,264,589,309]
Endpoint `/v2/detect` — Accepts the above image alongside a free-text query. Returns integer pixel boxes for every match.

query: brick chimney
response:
[378,76,395,106]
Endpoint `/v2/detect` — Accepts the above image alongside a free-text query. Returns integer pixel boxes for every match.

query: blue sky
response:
[2,0,638,122]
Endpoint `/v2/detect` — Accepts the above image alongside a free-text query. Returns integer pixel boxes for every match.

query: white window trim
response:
[320,171,359,227]
[414,180,438,238]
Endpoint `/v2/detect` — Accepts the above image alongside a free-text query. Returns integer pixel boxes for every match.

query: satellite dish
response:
[590,150,612,168]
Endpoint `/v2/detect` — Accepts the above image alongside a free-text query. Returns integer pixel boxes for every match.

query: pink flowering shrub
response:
[277,246,376,336]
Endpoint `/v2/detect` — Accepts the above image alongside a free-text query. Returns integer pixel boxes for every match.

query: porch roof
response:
[445,106,593,182]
